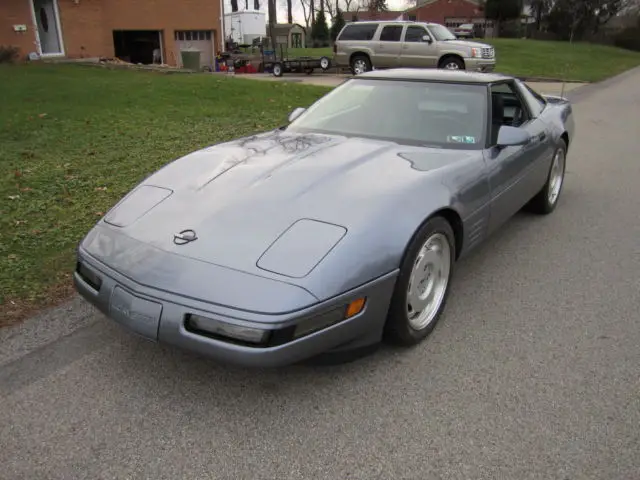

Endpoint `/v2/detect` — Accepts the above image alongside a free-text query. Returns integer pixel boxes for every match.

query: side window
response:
[516,80,546,118]
[337,23,379,41]
[490,82,532,144]
[379,25,403,42]
[404,26,428,42]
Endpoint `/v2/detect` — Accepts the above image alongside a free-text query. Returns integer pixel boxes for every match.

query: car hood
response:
[94,130,470,280]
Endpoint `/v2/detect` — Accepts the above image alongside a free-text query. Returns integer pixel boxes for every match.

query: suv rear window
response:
[380,25,403,42]
[338,23,379,41]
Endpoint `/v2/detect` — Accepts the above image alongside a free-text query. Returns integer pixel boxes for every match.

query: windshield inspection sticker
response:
[447,135,476,144]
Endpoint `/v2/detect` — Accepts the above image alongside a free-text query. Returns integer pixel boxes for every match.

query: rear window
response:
[380,25,403,42]
[338,23,379,41]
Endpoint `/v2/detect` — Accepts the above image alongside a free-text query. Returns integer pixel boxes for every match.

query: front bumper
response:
[74,248,397,368]
[466,58,496,72]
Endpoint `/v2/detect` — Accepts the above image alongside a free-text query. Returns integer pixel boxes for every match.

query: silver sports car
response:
[74,69,575,367]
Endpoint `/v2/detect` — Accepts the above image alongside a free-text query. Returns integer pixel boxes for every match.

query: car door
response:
[374,24,404,68]
[485,80,554,232]
[400,25,438,68]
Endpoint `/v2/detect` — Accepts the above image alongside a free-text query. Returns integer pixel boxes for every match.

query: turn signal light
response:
[345,297,366,319]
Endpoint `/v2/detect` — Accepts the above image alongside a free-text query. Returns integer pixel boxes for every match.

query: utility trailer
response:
[264,55,332,77]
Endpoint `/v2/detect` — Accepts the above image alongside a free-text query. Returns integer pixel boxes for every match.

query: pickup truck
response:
[333,20,496,75]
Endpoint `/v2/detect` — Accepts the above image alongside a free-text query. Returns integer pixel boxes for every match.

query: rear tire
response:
[526,139,567,214]
[350,54,371,75]
[384,216,456,346]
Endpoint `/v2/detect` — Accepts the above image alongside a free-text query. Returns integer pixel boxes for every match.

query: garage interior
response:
[112,30,162,64]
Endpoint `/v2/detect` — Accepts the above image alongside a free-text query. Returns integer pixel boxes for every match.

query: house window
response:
[408,14,417,21]
[175,30,213,42]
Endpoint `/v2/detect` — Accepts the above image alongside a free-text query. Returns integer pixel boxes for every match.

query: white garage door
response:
[174,30,215,69]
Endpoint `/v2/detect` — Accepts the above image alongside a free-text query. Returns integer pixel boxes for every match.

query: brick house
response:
[345,0,494,36]
[0,0,225,69]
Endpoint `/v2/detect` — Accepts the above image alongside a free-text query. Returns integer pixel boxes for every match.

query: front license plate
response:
[109,286,163,341]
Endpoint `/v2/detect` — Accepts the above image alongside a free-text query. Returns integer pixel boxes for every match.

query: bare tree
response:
[300,0,314,27]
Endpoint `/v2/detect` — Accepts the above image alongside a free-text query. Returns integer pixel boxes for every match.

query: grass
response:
[288,38,640,82]
[0,64,330,326]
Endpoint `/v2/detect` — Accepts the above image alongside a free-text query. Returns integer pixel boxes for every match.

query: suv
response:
[333,21,496,75]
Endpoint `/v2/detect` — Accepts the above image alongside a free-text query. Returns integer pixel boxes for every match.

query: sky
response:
[224,0,412,26]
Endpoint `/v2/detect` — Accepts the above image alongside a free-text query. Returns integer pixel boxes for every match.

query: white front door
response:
[32,0,64,55]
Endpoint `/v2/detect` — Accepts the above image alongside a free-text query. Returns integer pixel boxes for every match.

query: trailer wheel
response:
[320,56,330,71]
[272,62,283,77]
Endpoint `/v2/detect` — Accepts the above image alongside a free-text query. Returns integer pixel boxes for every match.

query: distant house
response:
[343,10,407,23]
[268,23,306,49]
[0,0,225,69]
[344,0,494,37]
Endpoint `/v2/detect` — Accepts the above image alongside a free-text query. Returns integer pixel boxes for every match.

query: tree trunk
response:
[287,0,293,23]
[267,0,277,57]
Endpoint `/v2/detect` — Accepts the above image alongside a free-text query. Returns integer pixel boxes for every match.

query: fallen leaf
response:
[20,187,33,192]
[94,186,108,191]
[15,220,27,225]
[38,113,47,118]
[65,175,76,180]
[7,195,20,200]
[95,211,104,216]
[8,254,18,260]
[31,229,42,235]
[14,170,22,177]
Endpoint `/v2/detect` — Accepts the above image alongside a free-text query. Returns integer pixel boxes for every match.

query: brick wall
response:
[1,0,223,65]
[0,0,38,58]
[406,0,483,24]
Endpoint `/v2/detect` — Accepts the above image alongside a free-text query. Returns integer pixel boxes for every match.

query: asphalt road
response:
[2,69,640,480]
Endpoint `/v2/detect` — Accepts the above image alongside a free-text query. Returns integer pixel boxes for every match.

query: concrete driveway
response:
[2,69,639,480]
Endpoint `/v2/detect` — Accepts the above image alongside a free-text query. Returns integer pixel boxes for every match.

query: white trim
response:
[28,0,66,56]
[51,0,65,55]
[158,30,165,64]
[219,0,226,50]
[27,0,42,55]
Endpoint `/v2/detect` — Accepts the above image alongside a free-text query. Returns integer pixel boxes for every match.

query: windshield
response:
[286,79,487,150]
[428,24,457,41]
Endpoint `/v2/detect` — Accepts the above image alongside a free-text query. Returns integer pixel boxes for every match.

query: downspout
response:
[219,0,226,53]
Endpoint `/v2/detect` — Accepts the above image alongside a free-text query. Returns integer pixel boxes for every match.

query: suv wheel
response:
[439,56,465,70]
[350,55,371,75]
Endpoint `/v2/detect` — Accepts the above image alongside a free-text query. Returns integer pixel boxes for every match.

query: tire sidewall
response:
[439,56,465,70]
[541,142,567,213]
[384,216,456,346]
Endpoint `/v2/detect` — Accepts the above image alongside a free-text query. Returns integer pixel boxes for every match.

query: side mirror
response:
[496,125,531,147]
[422,35,432,43]
[288,107,306,123]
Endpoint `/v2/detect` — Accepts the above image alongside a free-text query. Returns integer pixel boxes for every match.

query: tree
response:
[267,0,277,54]
[311,9,331,46]
[360,0,388,11]
[483,0,522,36]
[287,0,293,23]
[547,0,631,40]
[330,8,346,40]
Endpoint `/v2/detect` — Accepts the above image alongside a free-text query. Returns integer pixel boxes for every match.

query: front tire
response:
[438,56,465,70]
[526,140,567,214]
[384,216,456,346]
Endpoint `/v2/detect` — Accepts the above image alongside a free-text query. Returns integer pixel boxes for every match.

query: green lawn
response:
[0,64,330,325]
[289,38,640,82]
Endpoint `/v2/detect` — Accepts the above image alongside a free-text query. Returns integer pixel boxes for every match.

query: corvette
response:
[74,69,575,367]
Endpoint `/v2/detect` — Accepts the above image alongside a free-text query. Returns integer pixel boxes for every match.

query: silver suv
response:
[333,21,496,75]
